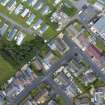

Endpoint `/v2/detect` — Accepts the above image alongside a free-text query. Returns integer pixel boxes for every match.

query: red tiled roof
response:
[85,44,102,59]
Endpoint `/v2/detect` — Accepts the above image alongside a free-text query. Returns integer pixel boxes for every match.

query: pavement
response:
[8,49,74,105]
[45,77,73,105]
[0,12,41,36]
[7,32,105,105]
[63,35,105,81]
[2,2,105,105]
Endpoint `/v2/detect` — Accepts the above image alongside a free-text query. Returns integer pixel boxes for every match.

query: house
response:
[54,0,61,5]
[26,13,35,25]
[6,0,16,13]
[67,60,85,77]
[6,82,24,99]
[14,31,24,46]
[48,33,69,54]
[0,23,8,37]
[28,0,37,6]
[32,58,43,70]
[93,87,105,105]
[43,52,57,70]
[47,100,58,105]
[79,5,98,23]
[94,1,104,11]
[0,92,5,105]
[75,95,90,105]
[34,0,44,10]
[91,16,105,40]
[40,24,49,34]
[54,71,69,86]
[41,6,50,15]
[82,70,96,86]
[54,37,68,53]
[65,81,80,97]
[8,27,17,41]
[33,19,43,30]
[51,11,70,31]
[15,4,23,15]
[35,89,49,104]
[15,66,36,86]
[78,35,90,51]
[98,0,105,4]
[0,0,10,6]
[21,8,29,18]
[85,44,102,60]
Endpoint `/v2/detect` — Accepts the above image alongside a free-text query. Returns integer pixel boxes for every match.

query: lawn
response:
[73,21,82,32]
[88,0,97,4]
[93,79,105,88]
[96,37,105,51]
[0,5,29,28]
[55,96,66,105]
[0,55,16,86]
[83,31,91,38]
[62,4,77,16]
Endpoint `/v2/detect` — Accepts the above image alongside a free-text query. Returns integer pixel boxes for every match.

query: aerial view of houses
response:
[1,0,105,105]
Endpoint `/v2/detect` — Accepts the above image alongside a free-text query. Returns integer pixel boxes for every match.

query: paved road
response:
[63,35,105,81]
[9,49,74,105]
[9,77,44,105]
[45,77,73,105]
[8,35,105,105]
[0,12,40,36]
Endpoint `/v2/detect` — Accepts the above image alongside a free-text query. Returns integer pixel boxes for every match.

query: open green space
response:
[96,37,105,53]
[88,0,97,4]
[62,3,77,16]
[55,96,65,105]
[93,79,105,88]
[73,21,82,32]
[20,0,59,40]
[83,31,91,38]
[0,54,16,86]
[0,35,49,85]
[0,36,49,69]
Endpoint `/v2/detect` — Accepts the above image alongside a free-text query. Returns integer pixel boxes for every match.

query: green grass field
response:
[0,55,16,86]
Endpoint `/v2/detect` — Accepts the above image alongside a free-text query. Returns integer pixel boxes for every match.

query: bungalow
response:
[41,6,50,15]
[67,60,85,77]
[15,4,23,15]
[93,87,105,105]
[32,58,43,70]
[91,16,105,40]
[21,8,29,18]
[48,100,58,105]
[75,95,90,105]
[6,0,16,13]
[8,27,17,41]
[94,1,104,11]
[40,24,49,34]
[26,13,35,25]
[0,92,5,105]
[79,6,98,23]
[0,23,8,36]
[33,18,43,30]
[82,70,96,86]
[15,31,24,46]
[0,0,10,6]
[34,0,44,10]
[28,0,37,6]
